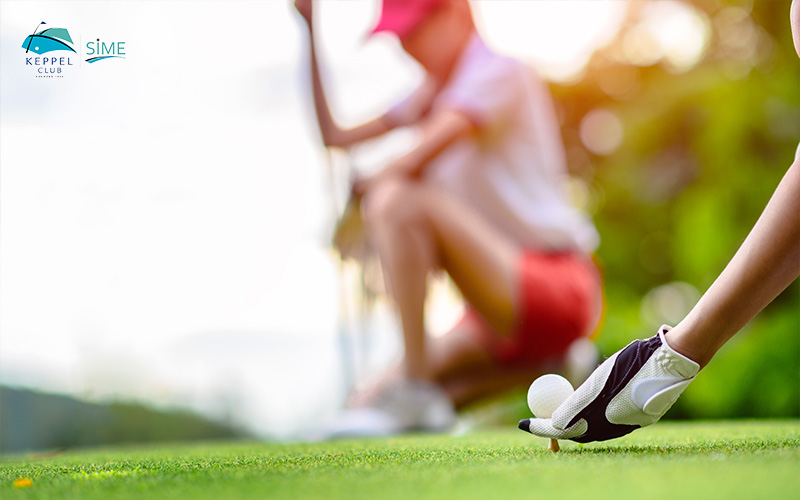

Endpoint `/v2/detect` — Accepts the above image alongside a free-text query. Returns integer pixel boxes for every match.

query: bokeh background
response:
[1,0,798,453]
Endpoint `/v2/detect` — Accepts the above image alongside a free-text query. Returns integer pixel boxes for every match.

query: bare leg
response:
[666,160,800,367]
[426,314,556,409]
[362,178,520,381]
[349,312,555,409]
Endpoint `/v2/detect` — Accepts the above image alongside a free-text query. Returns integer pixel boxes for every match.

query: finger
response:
[519,418,588,440]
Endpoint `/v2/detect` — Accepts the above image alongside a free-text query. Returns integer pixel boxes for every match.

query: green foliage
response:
[679,303,800,418]
[551,0,800,419]
[1,422,798,500]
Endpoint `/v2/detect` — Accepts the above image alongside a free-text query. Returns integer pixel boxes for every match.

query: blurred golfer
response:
[295,0,601,436]
[521,0,800,444]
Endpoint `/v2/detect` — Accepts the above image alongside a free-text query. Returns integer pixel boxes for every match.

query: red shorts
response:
[462,251,601,366]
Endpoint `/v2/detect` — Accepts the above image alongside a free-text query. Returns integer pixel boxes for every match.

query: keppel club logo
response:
[21,20,126,78]
[22,21,75,77]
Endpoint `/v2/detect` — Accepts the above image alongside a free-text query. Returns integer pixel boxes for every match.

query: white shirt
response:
[390,35,599,253]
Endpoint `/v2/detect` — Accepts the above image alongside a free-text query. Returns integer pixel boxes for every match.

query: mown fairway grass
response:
[2,420,798,500]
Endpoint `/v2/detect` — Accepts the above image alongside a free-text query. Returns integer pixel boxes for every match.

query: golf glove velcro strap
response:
[520,325,699,443]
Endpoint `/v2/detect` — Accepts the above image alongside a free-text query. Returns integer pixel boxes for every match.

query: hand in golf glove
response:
[519,325,700,443]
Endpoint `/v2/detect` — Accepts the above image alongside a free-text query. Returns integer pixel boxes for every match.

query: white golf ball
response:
[527,374,575,418]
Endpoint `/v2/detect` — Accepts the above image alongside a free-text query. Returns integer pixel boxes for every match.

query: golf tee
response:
[548,438,559,452]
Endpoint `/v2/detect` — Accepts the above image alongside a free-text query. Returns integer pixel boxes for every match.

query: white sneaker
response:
[323,380,456,439]
[321,407,402,439]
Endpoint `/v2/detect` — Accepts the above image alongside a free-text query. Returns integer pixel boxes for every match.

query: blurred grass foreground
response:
[1,421,799,500]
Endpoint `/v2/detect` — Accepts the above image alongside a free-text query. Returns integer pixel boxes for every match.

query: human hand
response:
[351,157,417,198]
[294,0,313,26]
[350,175,370,199]
[519,325,699,443]
[351,171,391,199]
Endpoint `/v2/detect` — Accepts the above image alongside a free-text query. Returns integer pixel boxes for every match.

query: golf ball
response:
[527,374,574,418]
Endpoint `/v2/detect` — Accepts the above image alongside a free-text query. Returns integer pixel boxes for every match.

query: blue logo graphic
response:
[21,21,76,54]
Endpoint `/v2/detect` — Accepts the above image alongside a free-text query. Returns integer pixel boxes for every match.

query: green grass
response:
[2,420,798,500]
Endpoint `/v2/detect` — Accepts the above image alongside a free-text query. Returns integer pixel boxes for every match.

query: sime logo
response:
[85,38,126,63]
[21,21,76,78]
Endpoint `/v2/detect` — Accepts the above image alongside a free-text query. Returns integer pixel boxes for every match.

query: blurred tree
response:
[548,0,799,418]
[0,387,247,454]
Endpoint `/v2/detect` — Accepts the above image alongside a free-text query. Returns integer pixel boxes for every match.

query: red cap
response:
[371,0,446,39]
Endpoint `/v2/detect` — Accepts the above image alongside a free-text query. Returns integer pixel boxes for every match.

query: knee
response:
[362,178,426,234]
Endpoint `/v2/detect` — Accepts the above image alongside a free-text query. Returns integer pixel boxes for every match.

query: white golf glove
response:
[519,325,700,443]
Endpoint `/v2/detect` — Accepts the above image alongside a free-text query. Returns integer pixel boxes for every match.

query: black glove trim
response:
[567,333,663,443]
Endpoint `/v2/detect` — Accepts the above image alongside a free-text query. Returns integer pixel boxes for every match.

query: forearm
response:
[351,110,472,197]
[299,21,394,148]
[401,110,474,178]
[667,159,800,366]
[302,23,343,147]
